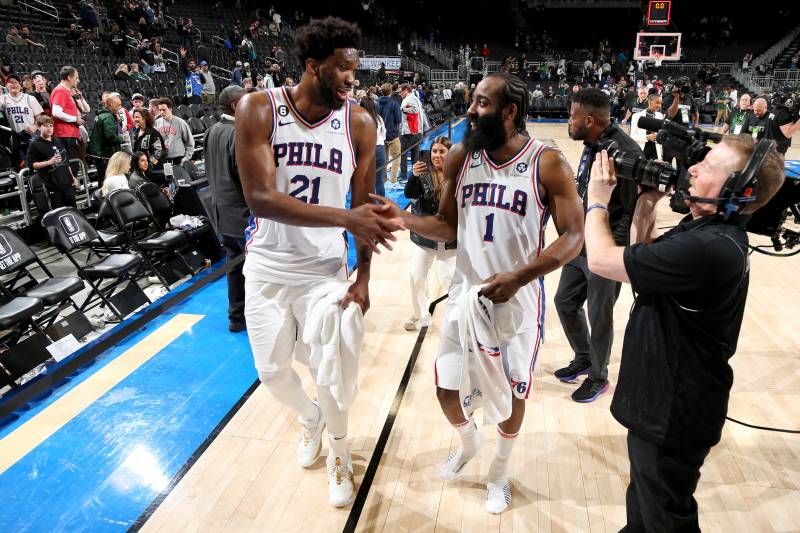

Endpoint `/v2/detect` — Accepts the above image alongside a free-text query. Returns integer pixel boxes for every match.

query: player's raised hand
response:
[346,203,405,253]
[479,272,523,304]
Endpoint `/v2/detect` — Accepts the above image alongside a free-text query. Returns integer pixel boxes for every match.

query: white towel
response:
[302,281,364,410]
[457,285,524,425]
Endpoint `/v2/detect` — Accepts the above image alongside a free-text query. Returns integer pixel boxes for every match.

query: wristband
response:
[586,203,608,215]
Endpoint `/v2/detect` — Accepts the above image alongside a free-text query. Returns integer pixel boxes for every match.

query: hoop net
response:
[653,52,663,67]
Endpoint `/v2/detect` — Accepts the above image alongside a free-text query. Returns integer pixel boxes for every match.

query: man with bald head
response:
[622,85,650,127]
[744,95,800,154]
[88,92,126,183]
[721,93,752,135]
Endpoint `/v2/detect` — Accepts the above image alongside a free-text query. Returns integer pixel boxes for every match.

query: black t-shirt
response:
[626,95,648,116]
[615,214,750,448]
[764,107,794,154]
[26,135,73,188]
[662,93,697,125]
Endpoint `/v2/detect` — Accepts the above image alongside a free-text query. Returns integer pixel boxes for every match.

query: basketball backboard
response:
[634,32,682,62]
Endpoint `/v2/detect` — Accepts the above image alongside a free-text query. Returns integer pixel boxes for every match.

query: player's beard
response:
[463,110,506,152]
[317,77,346,111]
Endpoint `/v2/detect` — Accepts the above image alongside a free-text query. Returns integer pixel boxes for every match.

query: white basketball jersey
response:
[244,86,357,284]
[453,137,551,319]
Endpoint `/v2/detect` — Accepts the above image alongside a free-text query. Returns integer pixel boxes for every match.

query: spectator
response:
[200,61,216,104]
[6,26,44,47]
[21,74,34,94]
[155,98,194,165]
[128,151,152,190]
[100,151,131,197]
[152,41,167,74]
[88,93,126,182]
[179,47,206,105]
[714,88,731,131]
[242,62,255,85]
[27,115,76,209]
[65,24,81,47]
[377,82,402,187]
[481,43,490,59]
[451,82,466,115]
[360,96,386,196]
[398,83,422,182]
[630,93,664,160]
[240,36,256,63]
[532,85,544,99]
[30,71,51,115]
[721,93,752,135]
[50,66,84,173]
[109,24,127,58]
[284,76,295,88]
[129,63,150,81]
[232,61,243,87]
[131,93,146,115]
[132,108,166,185]
[274,45,286,66]
[403,136,456,331]
[78,29,95,49]
[114,64,131,81]
[1,72,43,165]
[202,85,249,332]
[442,84,452,107]
[139,40,155,74]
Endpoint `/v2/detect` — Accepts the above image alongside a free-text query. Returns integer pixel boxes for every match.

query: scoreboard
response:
[647,1,671,26]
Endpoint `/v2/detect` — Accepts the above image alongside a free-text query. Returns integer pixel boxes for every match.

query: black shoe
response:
[554,359,591,382]
[571,377,610,403]
[229,321,246,332]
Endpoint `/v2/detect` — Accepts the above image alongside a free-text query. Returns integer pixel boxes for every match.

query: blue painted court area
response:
[0,276,257,532]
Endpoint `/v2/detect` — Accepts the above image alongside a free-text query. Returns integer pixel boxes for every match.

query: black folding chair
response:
[136,182,212,243]
[105,189,191,288]
[0,227,84,331]
[41,207,147,321]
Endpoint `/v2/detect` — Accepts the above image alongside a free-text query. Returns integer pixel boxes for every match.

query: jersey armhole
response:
[265,89,278,144]
[345,100,358,169]
[454,150,471,197]
[531,144,549,210]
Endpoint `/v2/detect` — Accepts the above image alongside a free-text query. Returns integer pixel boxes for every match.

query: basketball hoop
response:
[653,52,663,68]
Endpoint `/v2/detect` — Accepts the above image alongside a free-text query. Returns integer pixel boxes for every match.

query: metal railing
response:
[210,65,232,82]
[163,14,177,29]
[0,171,32,228]
[212,35,226,48]
[401,57,431,80]
[18,0,58,21]
[430,70,460,82]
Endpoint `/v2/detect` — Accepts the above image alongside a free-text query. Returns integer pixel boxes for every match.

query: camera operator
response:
[744,95,800,155]
[630,93,663,160]
[621,86,649,128]
[554,88,639,403]
[584,135,785,531]
[662,77,699,163]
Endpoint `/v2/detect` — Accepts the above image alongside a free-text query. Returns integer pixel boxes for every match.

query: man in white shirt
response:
[630,93,664,160]
[442,85,452,106]
[0,73,43,164]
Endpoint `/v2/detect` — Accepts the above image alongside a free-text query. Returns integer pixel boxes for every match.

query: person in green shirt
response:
[714,87,731,130]
[721,92,752,135]
[129,63,150,81]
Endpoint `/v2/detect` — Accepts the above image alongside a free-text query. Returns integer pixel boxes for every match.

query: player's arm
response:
[340,106,379,313]
[480,149,584,303]
[779,116,800,138]
[372,144,464,242]
[235,92,402,253]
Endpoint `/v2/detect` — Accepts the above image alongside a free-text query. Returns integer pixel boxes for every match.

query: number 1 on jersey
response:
[483,213,495,242]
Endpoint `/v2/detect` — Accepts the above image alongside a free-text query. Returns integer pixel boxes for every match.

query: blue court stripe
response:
[0,276,257,532]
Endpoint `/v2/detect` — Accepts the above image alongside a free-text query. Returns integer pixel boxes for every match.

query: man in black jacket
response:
[26,115,76,209]
[554,88,639,402]
[203,85,248,332]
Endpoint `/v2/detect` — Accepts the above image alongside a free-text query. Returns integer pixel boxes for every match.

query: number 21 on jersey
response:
[289,174,320,204]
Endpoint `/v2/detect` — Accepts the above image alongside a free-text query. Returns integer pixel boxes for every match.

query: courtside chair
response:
[41,207,147,321]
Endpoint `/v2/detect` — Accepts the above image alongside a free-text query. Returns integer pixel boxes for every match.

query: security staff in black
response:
[203,85,249,332]
[744,97,800,155]
[584,135,786,532]
[555,88,639,402]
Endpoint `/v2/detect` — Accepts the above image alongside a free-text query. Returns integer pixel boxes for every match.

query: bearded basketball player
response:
[374,72,584,513]
[236,17,403,507]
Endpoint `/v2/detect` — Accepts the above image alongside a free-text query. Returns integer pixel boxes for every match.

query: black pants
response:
[57,136,79,177]
[621,432,710,533]
[399,133,421,180]
[554,253,621,381]
[47,186,77,209]
[222,235,246,327]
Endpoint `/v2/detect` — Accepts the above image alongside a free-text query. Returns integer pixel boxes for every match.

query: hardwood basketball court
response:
[140,123,800,532]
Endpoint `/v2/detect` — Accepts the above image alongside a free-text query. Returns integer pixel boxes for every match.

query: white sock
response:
[487,427,518,484]
[440,419,485,480]
[318,386,349,457]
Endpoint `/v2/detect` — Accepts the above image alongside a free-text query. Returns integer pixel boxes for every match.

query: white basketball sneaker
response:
[485,480,512,514]
[327,451,355,507]
[297,402,324,468]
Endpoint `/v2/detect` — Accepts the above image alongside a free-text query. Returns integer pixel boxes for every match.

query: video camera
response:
[769,85,800,119]
[669,76,692,96]
[597,116,721,198]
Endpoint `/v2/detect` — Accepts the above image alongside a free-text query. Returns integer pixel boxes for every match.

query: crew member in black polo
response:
[203,84,249,332]
[584,134,785,532]
[553,88,639,403]
[745,97,800,155]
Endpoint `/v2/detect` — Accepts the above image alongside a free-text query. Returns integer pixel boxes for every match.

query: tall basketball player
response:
[236,17,403,507]
[373,72,584,513]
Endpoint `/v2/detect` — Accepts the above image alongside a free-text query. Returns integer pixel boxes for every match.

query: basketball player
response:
[373,72,584,513]
[235,17,403,507]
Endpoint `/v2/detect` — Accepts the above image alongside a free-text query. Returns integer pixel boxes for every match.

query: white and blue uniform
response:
[436,137,551,400]
[244,87,357,372]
